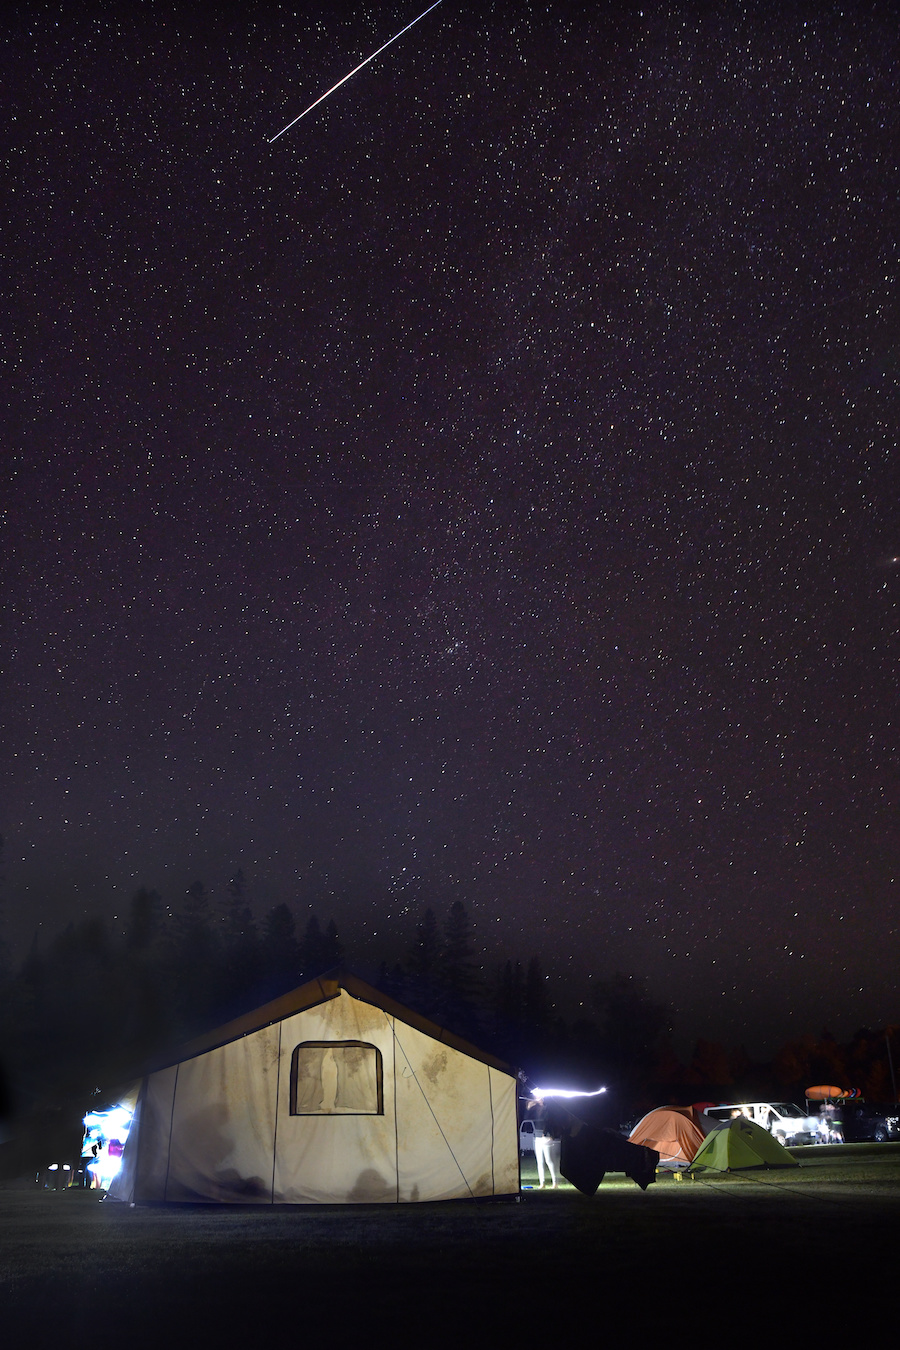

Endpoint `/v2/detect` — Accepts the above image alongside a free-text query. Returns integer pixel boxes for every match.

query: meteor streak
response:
[269,1,444,143]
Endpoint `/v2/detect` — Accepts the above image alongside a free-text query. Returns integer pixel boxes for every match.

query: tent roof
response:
[148,971,514,1076]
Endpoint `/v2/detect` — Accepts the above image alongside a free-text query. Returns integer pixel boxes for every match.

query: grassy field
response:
[3,1144,899,1343]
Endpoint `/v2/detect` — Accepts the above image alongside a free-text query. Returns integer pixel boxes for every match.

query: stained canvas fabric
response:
[108,974,518,1205]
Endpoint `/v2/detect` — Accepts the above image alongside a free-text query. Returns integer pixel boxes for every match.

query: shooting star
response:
[269,0,444,144]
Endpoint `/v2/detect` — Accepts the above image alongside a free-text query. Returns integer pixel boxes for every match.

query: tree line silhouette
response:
[0,864,897,1174]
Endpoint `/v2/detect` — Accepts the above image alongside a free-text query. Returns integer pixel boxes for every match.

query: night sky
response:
[4,1,898,1054]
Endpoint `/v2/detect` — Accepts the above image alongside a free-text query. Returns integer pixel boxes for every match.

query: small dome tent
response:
[690,1117,798,1172]
[108,973,519,1205]
[628,1106,708,1169]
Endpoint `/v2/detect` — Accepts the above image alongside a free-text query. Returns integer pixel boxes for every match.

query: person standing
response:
[526,1091,561,1189]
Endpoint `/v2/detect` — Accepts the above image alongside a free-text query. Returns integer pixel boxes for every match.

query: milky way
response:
[3,1,898,1052]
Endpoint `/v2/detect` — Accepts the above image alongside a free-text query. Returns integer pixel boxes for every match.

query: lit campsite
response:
[6,972,900,1339]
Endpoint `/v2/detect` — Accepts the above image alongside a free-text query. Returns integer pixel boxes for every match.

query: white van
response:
[702,1102,821,1146]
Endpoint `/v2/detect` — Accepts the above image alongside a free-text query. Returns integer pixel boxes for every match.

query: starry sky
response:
[3,0,898,1054]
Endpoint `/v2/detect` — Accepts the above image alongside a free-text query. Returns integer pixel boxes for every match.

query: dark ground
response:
[3,1146,899,1344]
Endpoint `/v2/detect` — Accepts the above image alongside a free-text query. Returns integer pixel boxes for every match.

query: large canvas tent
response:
[109,973,519,1205]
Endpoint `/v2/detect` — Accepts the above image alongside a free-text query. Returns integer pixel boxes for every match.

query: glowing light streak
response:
[531,1087,607,1099]
[268,1,444,144]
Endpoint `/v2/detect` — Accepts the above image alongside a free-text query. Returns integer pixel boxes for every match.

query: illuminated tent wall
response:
[109,973,519,1205]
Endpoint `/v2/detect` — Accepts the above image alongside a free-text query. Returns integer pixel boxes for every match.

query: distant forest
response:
[0,867,897,1171]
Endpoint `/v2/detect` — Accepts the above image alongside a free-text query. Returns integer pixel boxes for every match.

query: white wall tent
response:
[109,973,519,1205]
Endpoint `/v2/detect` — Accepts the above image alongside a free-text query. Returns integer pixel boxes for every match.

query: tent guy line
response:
[392,1023,477,1196]
[268,0,444,143]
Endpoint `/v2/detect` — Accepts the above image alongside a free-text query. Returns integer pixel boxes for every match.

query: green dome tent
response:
[690,1117,798,1172]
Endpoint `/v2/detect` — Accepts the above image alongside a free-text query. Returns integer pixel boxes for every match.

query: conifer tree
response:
[222,871,255,948]
[171,880,219,1035]
[261,903,300,991]
[298,914,327,978]
[488,959,525,1060]
[523,956,548,1035]
[125,888,164,954]
[321,918,343,970]
[591,972,670,1098]
[219,870,260,1008]
[404,907,442,1015]
[440,901,481,1037]
[408,907,441,977]
[378,960,406,1001]
[122,888,170,1059]
[441,901,477,1002]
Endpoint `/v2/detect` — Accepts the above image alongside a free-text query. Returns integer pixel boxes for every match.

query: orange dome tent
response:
[628,1106,707,1169]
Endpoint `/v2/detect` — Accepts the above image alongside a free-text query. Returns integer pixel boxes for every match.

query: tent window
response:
[289,1041,383,1116]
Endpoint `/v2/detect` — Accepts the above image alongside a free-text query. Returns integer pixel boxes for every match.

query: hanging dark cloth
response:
[560,1118,658,1194]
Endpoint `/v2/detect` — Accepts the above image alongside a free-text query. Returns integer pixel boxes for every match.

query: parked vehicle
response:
[702,1101,821,1146]
[831,1101,900,1143]
[519,1119,536,1154]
